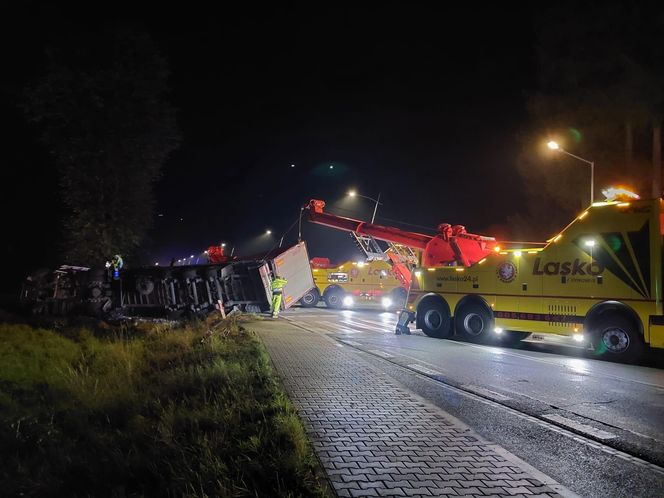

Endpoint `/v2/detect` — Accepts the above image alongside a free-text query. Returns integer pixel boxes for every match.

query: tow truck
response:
[305,196,664,361]
[300,257,407,309]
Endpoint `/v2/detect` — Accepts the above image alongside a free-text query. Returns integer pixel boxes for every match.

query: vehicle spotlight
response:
[494,327,504,334]
[381,297,393,309]
[343,295,354,307]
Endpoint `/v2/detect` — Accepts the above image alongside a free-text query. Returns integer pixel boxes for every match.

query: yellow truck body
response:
[407,198,663,360]
[300,259,407,309]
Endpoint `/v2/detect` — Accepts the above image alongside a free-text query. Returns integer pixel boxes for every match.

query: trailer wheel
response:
[418,299,452,338]
[323,287,344,309]
[455,303,494,343]
[300,288,320,307]
[592,314,644,362]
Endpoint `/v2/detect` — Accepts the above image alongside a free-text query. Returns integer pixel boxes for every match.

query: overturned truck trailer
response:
[19,242,315,318]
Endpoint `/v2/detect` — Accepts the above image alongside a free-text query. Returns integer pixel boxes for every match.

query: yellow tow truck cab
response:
[407,197,663,360]
[300,258,407,309]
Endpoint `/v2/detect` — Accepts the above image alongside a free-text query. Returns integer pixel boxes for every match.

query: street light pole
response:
[547,141,595,205]
[348,190,382,223]
[371,192,381,224]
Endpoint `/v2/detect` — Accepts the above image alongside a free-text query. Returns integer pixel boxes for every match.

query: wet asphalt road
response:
[280,306,664,498]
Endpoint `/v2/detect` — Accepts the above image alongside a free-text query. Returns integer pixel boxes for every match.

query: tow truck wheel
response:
[300,288,320,307]
[592,314,644,362]
[323,287,344,309]
[418,299,452,338]
[455,303,494,343]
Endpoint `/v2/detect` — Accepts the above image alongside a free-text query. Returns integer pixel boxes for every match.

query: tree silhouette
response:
[24,27,180,265]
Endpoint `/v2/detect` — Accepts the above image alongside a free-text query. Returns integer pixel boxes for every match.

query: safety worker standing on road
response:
[270,274,288,318]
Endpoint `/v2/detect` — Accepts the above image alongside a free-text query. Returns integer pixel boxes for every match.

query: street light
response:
[547,140,595,205]
[347,190,382,224]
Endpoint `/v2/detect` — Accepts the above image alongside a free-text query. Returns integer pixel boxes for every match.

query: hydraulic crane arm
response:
[306,200,431,249]
[305,199,497,267]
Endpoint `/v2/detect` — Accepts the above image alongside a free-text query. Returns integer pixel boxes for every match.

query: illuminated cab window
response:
[327,272,349,283]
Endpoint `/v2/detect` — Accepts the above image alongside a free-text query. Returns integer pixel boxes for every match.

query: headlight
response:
[343,296,354,307]
[381,297,393,308]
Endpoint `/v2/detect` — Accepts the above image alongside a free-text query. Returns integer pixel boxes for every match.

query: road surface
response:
[278,306,664,498]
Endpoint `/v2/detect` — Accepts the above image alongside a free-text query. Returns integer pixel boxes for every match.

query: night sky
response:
[1,2,537,289]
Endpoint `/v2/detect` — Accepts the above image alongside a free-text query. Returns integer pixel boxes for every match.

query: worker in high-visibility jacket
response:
[271,274,288,318]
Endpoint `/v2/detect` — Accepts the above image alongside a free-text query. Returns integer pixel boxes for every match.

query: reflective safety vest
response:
[271,277,288,294]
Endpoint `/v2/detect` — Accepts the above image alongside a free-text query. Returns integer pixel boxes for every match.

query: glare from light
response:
[155,262,159,266]
[602,186,640,201]
[573,334,585,342]
[348,190,356,197]
[493,246,501,252]
[266,230,272,235]
[329,165,334,169]
[514,251,522,257]
[357,261,365,267]
[494,327,503,334]
[584,239,596,247]
[204,250,209,254]
[221,243,226,247]
[547,140,560,150]
[565,358,589,374]
[190,255,194,258]
[290,164,295,168]
[343,295,354,307]
[414,271,422,277]
[381,297,393,309]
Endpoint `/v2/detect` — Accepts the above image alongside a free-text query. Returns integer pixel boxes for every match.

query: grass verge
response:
[0,314,330,497]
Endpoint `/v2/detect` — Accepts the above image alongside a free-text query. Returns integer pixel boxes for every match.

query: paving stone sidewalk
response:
[252,319,571,498]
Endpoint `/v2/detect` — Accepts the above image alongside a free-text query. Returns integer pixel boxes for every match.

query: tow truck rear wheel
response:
[323,287,344,309]
[300,288,320,307]
[592,314,644,362]
[418,299,452,338]
[455,303,494,343]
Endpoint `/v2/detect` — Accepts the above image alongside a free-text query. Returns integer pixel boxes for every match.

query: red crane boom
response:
[305,199,497,267]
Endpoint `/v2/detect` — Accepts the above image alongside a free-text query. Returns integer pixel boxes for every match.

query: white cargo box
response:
[271,241,315,309]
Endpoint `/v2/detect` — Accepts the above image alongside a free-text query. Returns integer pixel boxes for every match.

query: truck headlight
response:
[343,296,354,307]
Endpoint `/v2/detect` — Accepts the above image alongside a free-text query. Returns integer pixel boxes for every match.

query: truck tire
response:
[592,314,644,362]
[323,287,344,309]
[455,303,494,343]
[300,288,320,307]
[418,299,452,338]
